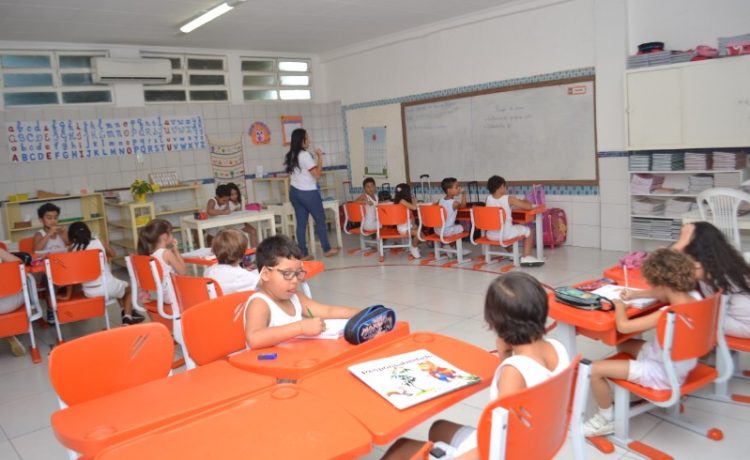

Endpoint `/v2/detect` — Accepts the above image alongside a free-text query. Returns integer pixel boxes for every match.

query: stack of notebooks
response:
[714,173,739,187]
[632,198,665,216]
[631,174,665,194]
[713,151,747,170]
[688,174,714,193]
[652,152,685,171]
[629,153,651,171]
[627,50,694,69]
[631,218,682,240]
[718,33,750,56]
[665,197,696,216]
[684,152,709,170]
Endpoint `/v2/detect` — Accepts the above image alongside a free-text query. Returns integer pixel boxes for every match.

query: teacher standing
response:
[284,128,339,259]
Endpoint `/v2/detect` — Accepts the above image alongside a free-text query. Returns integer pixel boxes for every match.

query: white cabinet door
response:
[626,68,683,149]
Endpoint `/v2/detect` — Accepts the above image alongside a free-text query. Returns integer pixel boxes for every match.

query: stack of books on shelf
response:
[718,33,750,56]
[665,197,696,216]
[627,50,694,69]
[631,174,665,194]
[629,153,651,171]
[688,174,714,193]
[714,173,739,187]
[632,198,665,216]
[652,152,685,171]
[684,152,709,171]
[713,151,747,170]
[632,218,680,240]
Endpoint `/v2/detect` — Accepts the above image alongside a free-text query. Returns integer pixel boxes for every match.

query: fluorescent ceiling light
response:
[180,1,242,34]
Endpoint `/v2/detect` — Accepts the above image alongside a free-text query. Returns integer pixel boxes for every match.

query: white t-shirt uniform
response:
[206,197,230,236]
[242,292,303,349]
[485,195,531,242]
[362,194,379,232]
[437,197,463,237]
[290,150,319,191]
[228,200,243,212]
[36,229,67,252]
[700,281,750,338]
[151,248,175,304]
[204,264,259,295]
[80,238,128,300]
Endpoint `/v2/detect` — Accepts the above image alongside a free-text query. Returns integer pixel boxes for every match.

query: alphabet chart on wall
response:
[363,126,388,177]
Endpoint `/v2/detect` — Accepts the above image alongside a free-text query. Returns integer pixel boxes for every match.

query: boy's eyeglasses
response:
[266,267,307,281]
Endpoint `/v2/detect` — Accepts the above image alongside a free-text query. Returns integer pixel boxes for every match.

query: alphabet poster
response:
[6,115,206,163]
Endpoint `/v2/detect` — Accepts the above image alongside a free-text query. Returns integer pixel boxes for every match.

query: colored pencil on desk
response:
[623,264,629,288]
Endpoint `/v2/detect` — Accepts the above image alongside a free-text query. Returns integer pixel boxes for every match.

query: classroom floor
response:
[1,237,749,459]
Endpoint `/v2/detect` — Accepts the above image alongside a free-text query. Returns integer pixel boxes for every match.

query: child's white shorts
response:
[627,341,696,390]
[438,224,464,237]
[486,224,530,242]
[84,277,128,300]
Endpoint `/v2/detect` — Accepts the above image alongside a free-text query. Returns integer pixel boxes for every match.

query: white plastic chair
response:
[696,187,750,255]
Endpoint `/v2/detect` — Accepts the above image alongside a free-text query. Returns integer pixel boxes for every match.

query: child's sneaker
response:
[409,246,421,259]
[122,314,145,326]
[583,413,614,437]
[7,336,26,357]
[46,308,56,325]
[520,255,545,267]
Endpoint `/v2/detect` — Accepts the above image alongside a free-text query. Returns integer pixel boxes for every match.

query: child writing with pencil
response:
[243,235,359,349]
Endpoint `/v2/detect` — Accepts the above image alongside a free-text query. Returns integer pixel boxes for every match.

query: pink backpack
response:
[542,208,567,248]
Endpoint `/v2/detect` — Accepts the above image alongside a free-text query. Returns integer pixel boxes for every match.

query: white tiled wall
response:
[598,156,630,251]
[546,194,601,248]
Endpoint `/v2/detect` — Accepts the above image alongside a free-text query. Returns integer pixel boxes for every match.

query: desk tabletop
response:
[229,321,410,380]
[456,205,545,223]
[95,385,373,460]
[181,209,275,226]
[602,265,650,290]
[297,332,500,444]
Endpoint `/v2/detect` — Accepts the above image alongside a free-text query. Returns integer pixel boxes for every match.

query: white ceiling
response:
[0,0,521,54]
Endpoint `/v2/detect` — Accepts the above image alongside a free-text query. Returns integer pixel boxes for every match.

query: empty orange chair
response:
[0,260,42,363]
[375,204,413,263]
[470,206,526,271]
[591,293,731,458]
[0,241,6,250]
[417,204,470,267]
[45,249,112,343]
[300,260,324,297]
[19,237,34,255]
[343,202,377,256]
[181,291,254,367]
[171,273,222,312]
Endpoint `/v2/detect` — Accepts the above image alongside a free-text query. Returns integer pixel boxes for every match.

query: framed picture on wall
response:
[281,116,303,146]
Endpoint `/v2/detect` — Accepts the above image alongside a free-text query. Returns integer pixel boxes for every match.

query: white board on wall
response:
[345,103,406,187]
[403,78,597,184]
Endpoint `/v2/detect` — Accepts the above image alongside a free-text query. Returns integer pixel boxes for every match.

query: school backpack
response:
[542,208,567,248]
[378,183,392,202]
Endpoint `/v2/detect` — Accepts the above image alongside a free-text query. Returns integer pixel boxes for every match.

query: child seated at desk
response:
[33,202,70,324]
[204,229,259,294]
[393,183,421,259]
[437,177,467,238]
[583,249,699,437]
[204,184,231,246]
[226,182,258,247]
[137,219,187,304]
[355,177,379,232]
[486,175,542,266]
[243,235,358,349]
[381,272,569,460]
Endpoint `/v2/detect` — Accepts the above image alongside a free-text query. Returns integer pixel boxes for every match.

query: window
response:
[241,57,311,101]
[142,53,229,103]
[0,51,112,107]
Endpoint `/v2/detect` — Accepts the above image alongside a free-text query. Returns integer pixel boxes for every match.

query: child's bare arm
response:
[614,299,661,334]
[245,298,324,348]
[33,232,49,251]
[454,188,467,209]
[163,241,187,275]
[206,199,230,216]
[298,292,359,319]
[508,195,534,210]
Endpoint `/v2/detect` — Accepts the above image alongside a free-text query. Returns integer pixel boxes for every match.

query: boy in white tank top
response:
[437,177,466,237]
[243,235,359,349]
[382,272,569,460]
[356,177,379,232]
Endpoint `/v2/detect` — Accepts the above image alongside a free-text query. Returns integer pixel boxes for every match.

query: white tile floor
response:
[1,238,749,459]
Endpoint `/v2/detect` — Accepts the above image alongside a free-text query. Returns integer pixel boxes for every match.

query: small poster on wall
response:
[280,116,303,146]
[248,121,271,145]
[363,126,388,177]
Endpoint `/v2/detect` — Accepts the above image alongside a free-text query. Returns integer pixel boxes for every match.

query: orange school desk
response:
[51,360,275,458]
[602,265,649,289]
[457,205,545,260]
[95,385,373,460]
[298,332,500,444]
[229,321,410,381]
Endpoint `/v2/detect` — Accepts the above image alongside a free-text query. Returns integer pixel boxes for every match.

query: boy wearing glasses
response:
[243,235,359,349]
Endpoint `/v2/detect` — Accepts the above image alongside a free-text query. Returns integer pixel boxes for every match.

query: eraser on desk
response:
[257,353,277,360]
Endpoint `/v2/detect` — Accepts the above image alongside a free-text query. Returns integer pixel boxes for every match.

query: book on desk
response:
[592,284,657,309]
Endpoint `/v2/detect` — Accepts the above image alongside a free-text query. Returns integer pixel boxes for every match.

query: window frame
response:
[241,57,312,102]
[142,53,230,104]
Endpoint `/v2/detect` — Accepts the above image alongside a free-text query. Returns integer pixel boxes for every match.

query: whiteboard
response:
[403,79,597,183]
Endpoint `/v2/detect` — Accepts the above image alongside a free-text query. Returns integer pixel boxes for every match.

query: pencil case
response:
[344,305,396,345]
[554,287,613,311]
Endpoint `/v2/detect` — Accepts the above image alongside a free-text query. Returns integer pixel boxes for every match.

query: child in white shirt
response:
[226,182,258,247]
[437,177,466,238]
[356,177,379,232]
[32,202,69,253]
[204,229,259,294]
[137,219,187,304]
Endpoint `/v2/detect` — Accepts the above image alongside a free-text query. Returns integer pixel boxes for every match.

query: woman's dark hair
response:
[283,128,308,174]
[137,219,172,255]
[68,221,92,251]
[484,272,548,346]
[255,235,302,271]
[227,182,243,205]
[487,175,506,194]
[394,183,412,204]
[37,202,61,219]
[682,221,750,295]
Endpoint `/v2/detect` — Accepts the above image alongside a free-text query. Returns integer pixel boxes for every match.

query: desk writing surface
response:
[229,321,410,380]
[298,332,500,444]
[602,265,650,290]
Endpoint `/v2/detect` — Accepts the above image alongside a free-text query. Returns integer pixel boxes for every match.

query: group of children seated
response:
[354,175,544,266]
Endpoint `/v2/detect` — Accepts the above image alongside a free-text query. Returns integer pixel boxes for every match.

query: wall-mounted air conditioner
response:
[92,57,172,84]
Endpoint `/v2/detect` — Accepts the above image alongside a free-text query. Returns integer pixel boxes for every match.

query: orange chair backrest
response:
[129,254,163,292]
[47,249,102,286]
[302,260,325,279]
[19,237,34,254]
[418,204,446,229]
[377,204,409,227]
[172,273,223,312]
[181,291,253,366]
[472,206,508,232]
[343,202,365,224]
[0,241,6,250]
[48,323,174,406]
[0,260,23,298]
[657,292,722,361]
[476,355,582,460]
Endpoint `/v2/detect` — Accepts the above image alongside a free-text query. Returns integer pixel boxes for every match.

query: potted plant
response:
[130,179,154,203]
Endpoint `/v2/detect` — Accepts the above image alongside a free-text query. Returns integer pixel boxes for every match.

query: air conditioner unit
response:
[92,57,172,84]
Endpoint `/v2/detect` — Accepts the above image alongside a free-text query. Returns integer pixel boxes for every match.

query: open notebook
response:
[348,349,481,410]
[592,284,657,309]
[298,319,348,340]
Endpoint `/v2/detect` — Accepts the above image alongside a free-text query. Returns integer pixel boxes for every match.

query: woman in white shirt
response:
[284,128,339,259]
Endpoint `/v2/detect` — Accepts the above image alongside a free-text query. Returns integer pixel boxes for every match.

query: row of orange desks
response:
[90,332,499,459]
[456,205,545,261]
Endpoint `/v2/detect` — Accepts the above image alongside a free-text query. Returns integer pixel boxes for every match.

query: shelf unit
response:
[150,185,202,229]
[105,201,155,264]
[251,171,339,206]
[2,193,107,243]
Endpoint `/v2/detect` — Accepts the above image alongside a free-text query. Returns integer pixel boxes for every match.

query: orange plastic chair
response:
[470,206,525,271]
[591,293,731,458]
[181,291,254,367]
[300,260,324,298]
[19,237,34,255]
[0,260,43,363]
[375,204,413,263]
[171,273,222,312]
[417,204,470,267]
[0,241,6,250]
[343,201,377,256]
[44,249,112,343]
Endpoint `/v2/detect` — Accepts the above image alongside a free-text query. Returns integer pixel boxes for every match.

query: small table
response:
[228,321,410,381]
[181,210,276,250]
[297,332,500,444]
